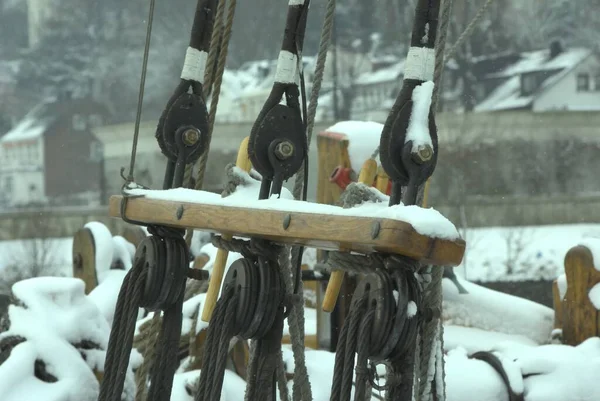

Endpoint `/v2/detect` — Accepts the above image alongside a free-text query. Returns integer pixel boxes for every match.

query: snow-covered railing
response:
[553,241,600,345]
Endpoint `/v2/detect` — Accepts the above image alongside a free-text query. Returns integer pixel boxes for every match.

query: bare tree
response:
[0,215,64,294]
[503,228,532,275]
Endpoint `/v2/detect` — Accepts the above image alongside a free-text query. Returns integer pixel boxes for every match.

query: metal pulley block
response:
[134,235,190,311]
[349,264,423,363]
[378,93,438,206]
[248,103,306,197]
[222,256,284,340]
[156,92,209,164]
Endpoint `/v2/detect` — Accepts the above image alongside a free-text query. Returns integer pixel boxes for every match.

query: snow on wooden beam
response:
[108,193,465,267]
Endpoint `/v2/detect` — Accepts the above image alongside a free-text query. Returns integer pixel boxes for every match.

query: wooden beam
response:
[108,195,465,267]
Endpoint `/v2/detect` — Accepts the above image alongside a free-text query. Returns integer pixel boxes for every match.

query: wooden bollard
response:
[201,137,252,322]
[72,227,98,294]
[562,245,600,345]
[322,158,378,313]
[121,226,146,249]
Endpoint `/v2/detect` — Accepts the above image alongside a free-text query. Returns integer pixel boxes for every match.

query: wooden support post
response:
[72,227,98,294]
[201,137,252,323]
[375,166,389,194]
[322,158,378,313]
[562,245,600,345]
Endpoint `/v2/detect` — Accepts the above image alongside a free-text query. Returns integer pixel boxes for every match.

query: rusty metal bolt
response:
[182,128,201,146]
[411,144,433,164]
[274,141,294,160]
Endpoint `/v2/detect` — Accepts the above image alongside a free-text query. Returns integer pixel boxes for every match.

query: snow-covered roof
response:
[476,47,592,112]
[355,59,404,86]
[0,100,56,143]
[486,48,591,79]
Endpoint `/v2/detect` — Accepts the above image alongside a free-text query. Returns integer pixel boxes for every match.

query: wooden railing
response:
[553,245,600,345]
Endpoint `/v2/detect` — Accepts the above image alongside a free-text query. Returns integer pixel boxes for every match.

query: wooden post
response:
[72,227,98,294]
[562,245,600,345]
[201,137,252,322]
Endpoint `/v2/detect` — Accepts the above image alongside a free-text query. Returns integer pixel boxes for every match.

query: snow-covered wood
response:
[109,170,464,265]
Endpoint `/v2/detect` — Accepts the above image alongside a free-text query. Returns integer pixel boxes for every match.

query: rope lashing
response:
[329,259,428,401]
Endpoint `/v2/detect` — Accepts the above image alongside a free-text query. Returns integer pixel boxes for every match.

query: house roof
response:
[475,47,592,112]
[0,99,57,143]
[355,59,405,86]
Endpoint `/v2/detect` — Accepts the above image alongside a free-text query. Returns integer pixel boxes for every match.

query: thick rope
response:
[134,313,162,401]
[278,246,312,401]
[184,0,236,246]
[416,0,455,398]
[291,0,336,200]
[431,0,454,111]
[276,349,291,401]
[444,0,495,62]
[194,0,238,190]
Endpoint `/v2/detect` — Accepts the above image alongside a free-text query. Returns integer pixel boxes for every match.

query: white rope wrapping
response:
[274,50,299,84]
[404,47,436,81]
[288,0,306,5]
[181,47,208,83]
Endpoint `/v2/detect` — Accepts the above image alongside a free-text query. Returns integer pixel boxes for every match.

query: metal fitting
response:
[182,128,201,146]
[411,144,433,164]
[274,140,294,160]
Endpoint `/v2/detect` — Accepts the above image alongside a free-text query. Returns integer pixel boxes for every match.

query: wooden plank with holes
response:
[562,246,600,345]
[72,227,98,294]
[108,195,465,267]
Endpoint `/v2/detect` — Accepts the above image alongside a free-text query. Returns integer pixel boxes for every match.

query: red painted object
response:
[386,180,393,196]
[329,166,353,190]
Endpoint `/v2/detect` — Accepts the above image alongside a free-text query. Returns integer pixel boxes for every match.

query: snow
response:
[444,325,538,354]
[0,116,46,143]
[126,168,460,242]
[556,274,567,299]
[443,277,554,344]
[354,59,404,85]
[84,221,115,282]
[486,48,591,79]
[589,283,600,309]
[325,120,384,168]
[406,81,434,153]
[456,224,600,282]
[0,277,139,401]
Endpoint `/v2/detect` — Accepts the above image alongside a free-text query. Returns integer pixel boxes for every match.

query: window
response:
[4,176,12,192]
[521,74,538,96]
[72,114,86,131]
[595,73,600,91]
[577,73,590,92]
